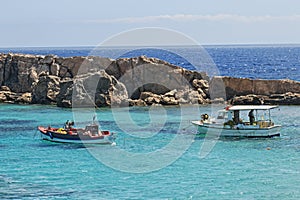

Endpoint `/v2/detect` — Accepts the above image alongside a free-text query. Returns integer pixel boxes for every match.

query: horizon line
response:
[1,42,300,49]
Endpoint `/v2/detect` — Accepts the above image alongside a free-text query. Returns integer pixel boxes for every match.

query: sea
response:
[0,45,299,199]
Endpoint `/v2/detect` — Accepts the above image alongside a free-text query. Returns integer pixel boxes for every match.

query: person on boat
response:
[233,110,240,124]
[248,110,255,125]
[200,114,209,122]
[64,120,75,130]
[64,120,69,129]
[69,121,74,129]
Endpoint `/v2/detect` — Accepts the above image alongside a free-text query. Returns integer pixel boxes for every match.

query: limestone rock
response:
[230,95,265,105]
[2,53,300,107]
[57,56,86,78]
[0,90,18,103]
[16,93,32,104]
[161,96,178,105]
[0,92,7,102]
[57,70,128,108]
[192,79,209,90]
[1,86,11,92]
[128,99,147,106]
[106,56,209,99]
[50,63,60,76]
[2,54,40,93]
[56,79,73,108]
[216,76,300,100]
[164,89,177,97]
[229,92,300,105]
[40,55,56,65]
[31,75,60,104]
[265,92,300,105]
[140,92,162,105]
[186,90,206,104]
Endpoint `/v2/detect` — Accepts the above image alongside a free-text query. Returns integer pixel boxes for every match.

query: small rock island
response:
[0,53,299,107]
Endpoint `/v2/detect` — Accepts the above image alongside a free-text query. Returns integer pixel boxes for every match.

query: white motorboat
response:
[192,105,281,138]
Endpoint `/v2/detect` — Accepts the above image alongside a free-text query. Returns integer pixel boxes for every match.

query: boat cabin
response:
[216,105,278,128]
[85,125,99,136]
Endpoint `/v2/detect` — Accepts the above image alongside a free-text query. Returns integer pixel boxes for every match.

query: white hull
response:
[192,121,281,138]
[41,134,114,144]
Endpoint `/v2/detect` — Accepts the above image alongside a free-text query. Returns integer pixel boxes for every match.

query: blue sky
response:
[1,0,300,47]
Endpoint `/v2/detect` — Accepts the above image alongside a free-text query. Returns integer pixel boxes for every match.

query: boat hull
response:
[38,126,115,144]
[192,121,281,138]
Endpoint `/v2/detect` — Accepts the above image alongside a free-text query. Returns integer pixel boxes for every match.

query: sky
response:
[1,0,300,47]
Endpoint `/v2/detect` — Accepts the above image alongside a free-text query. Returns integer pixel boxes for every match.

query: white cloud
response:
[84,14,300,24]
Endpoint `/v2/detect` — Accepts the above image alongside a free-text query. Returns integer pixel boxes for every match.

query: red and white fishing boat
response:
[38,121,116,144]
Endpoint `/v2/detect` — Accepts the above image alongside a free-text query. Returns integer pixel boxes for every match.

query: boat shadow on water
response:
[192,133,281,141]
[32,140,88,149]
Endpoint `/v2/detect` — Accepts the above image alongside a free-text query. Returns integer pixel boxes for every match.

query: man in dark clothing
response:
[248,110,255,125]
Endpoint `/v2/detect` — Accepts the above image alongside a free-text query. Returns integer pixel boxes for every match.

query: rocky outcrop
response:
[212,76,300,99]
[56,70,128,108]
[210,76,300,105]
[231,92,300,105]
[265,92,300,105]
[0,54,39,93]
[0,53,299,107]
[31,74,60,104]
[106,56,209,100]
[230,95,265,105]
[0,86,31,104]
[0,53,210,107]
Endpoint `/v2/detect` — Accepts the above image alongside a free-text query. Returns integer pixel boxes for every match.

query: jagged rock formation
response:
[0,86,31,104]
[0,54,38,93]
[0,53,211,107]
[57,70,128,108]
[0,53,299,107]
[31,74,60,104]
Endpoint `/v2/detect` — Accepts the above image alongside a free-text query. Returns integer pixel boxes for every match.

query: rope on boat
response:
[182,122,194,131]
[33,128,39,138]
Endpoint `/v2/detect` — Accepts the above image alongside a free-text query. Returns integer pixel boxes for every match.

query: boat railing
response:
[256,120,274,128]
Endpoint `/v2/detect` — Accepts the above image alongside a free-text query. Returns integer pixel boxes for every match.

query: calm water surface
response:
[0,44,299,199]
[0,104,299,199]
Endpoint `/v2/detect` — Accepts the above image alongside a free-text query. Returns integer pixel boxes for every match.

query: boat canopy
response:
[228,105,278,111]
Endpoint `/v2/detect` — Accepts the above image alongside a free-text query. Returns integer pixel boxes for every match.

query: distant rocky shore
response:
[0,53,299,107]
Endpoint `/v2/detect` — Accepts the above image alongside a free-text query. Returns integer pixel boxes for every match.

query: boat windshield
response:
[217,110,227,119]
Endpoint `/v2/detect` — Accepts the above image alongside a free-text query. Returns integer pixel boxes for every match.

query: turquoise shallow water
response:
[0,104,299,199]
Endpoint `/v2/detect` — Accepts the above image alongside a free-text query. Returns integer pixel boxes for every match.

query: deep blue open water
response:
[1,44,300,81]
[0,46,300,199]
